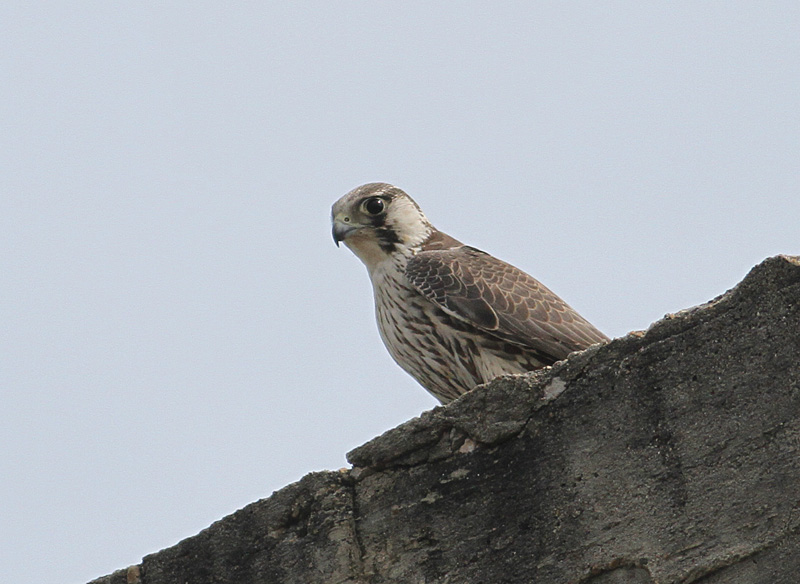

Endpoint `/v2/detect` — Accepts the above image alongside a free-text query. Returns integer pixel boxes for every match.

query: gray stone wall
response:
[91,255,800,584]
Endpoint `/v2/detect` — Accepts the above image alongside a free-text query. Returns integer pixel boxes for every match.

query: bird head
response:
[332,183,433,271]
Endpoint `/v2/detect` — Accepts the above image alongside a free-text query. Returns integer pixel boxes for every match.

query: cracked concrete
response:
[89,255,800,584]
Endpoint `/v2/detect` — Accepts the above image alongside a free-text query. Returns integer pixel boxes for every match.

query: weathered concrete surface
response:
[90,255,800,584]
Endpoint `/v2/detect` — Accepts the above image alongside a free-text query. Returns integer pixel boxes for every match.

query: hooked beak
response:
[332,219,358,247]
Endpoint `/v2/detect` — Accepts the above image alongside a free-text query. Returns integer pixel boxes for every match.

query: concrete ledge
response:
[90,255,800,584]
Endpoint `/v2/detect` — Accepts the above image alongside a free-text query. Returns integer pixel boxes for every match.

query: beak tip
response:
[332,221,356,247]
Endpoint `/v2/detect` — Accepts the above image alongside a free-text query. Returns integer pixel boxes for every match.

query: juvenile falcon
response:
[332,183,608,404]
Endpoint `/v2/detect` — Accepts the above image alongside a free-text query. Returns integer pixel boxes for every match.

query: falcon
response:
[332,183,608,404]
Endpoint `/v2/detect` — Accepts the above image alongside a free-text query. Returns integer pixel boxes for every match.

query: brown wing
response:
[405,245,608,360]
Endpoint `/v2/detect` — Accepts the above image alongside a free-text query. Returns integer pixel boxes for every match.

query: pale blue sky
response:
[2,3,798,583]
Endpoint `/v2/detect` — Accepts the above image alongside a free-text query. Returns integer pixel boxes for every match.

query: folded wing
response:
[405,246,608,360]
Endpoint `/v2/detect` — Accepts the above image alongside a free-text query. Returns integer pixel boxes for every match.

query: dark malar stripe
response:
[375,225,401,253]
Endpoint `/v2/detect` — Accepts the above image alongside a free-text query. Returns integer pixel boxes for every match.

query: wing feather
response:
[405,246,608,360]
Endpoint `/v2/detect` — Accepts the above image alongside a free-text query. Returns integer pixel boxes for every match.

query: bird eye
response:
[364,197,386,215]
[363,197,385,215]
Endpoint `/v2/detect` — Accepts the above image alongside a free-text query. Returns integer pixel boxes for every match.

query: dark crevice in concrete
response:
[343,473,370,584]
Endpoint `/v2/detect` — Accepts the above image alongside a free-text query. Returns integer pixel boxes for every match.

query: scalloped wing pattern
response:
[405,246,609,361]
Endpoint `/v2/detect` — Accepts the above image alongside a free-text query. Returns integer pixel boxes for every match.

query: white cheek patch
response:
[389,197,432,247]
